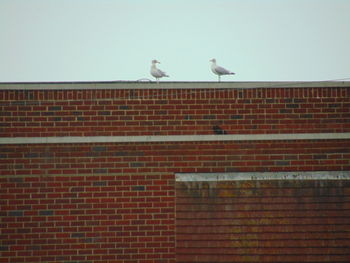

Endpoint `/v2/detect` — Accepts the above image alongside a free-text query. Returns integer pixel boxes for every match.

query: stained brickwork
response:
[176,180,350,262]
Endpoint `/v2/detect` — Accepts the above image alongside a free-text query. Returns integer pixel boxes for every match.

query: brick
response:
[1,86,350,263]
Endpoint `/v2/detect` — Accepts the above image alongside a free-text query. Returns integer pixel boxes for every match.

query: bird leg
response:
[218,75,221,82]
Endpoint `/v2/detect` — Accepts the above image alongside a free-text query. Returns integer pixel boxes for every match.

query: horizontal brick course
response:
[1,87,349,137]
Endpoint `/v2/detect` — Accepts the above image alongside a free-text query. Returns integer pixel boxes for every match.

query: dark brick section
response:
[92,181,107,186]
[48,106,62,111]
[177,180,350,262]
[8,211,23,217]
[132,185,145,191]
[92,146,107,152]
[71,232,85,238]
[39,210,54,216]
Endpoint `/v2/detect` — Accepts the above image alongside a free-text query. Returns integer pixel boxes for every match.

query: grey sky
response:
[1,0,350,82]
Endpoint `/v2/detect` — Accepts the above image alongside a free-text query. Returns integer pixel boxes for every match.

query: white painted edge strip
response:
[1,133,350,144]
[1,81,350,90]
[176,171,350,181]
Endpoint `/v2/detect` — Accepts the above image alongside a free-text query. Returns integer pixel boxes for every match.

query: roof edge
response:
[0,81,350,90]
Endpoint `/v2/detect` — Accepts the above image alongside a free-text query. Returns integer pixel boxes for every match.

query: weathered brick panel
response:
[176,180,350,262]
[1,87,349,137]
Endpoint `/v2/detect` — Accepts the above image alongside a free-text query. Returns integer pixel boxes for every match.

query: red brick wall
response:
[1,140,350,262]
[1,84,350,262]
[0,87,349,137]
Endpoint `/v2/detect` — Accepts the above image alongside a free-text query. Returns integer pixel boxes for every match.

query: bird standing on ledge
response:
[210,58,235,82]
[150,60,169,83]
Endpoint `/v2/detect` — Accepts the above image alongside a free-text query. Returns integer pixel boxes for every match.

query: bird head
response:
[152,60,160,64]
[210,58,216,63]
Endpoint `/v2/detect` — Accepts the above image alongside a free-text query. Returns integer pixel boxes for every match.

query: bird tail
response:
[230,72,235,75]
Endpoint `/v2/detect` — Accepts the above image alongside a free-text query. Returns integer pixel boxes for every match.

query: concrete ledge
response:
[1,133,350,144]
[1,81,350,90]
[176,171,350,181]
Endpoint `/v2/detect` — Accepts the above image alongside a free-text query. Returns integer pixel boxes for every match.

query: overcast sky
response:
[1,0,350,82]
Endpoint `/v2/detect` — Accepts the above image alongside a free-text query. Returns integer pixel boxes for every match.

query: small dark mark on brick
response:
[130,162,144,168]
[93,181,107,186]
[11,101,26,105]
[314,155,327,159]
[48,106,62,111]
[17,228,30,233]
[26,101,40,105]
[203,115,216,119]
[0,246,8,251]
[300,114,313,118]
[280,109,292,113]
[286,104,299,108]
[98,111,111,115]
[231,115,243,120]
[94,168,108,174]
[9,177,24,183]
[25,153,39,158]
[29,246,41,250]
[132,186,145,191]
[71,187,84,192]
[9,211,23,217]
[119,105,129,110]
[71,232,85,238]
[276,161,290,166]
[39,210,54,216]
[92,146,107,152]
[114,151,128,156]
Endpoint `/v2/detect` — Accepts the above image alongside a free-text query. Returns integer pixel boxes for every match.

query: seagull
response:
[150,60,169,83]
[210,58,235,82]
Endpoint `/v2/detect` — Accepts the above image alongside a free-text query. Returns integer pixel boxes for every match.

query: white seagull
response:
[150,60,169,83]
[210,58,235,82]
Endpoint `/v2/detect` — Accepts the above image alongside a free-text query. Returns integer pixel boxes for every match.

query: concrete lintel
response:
[176,171,350,181]
[0,133,349,145]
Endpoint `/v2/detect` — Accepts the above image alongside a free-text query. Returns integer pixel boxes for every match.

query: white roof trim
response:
[1,133,350,144]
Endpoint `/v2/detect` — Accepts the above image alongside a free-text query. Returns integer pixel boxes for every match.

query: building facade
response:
[1,81,350,262]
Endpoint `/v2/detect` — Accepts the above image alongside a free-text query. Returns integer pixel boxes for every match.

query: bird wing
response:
[151,68,162,78]
[214,65,232,75]
[158,69,169,77]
